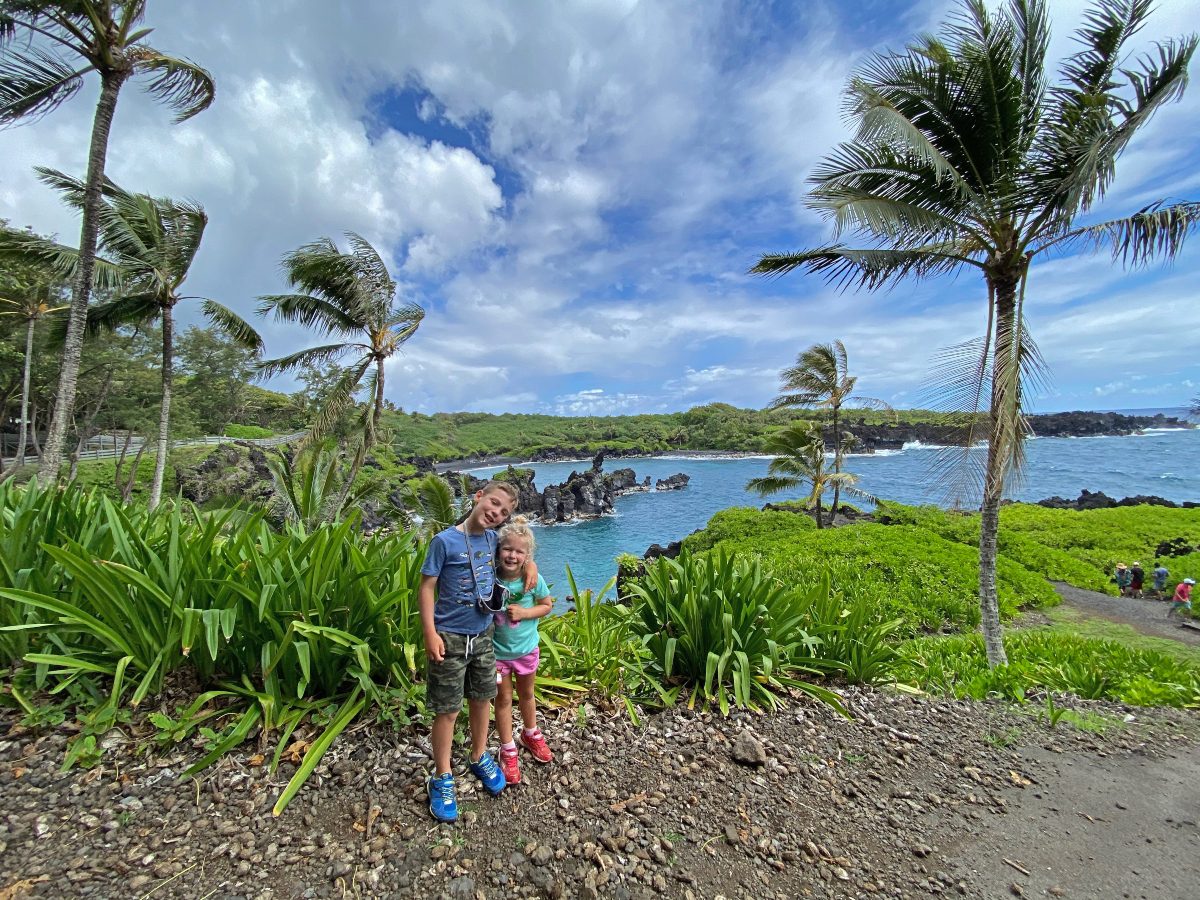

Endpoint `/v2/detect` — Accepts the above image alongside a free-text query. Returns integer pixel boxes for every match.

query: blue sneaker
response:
[427,772,458,822]
[469,750,507,796]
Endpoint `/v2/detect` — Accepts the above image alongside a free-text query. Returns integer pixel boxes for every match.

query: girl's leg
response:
[515,672,539,732]
[495,674,516,746]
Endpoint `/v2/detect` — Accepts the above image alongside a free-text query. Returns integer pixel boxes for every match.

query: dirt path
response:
[1051,581,1200,646]
[945,744,1200,899]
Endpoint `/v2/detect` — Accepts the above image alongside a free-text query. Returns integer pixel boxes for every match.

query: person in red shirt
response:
[1168,578,1194,618]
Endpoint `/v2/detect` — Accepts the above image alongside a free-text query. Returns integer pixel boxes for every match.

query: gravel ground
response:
[1,687,1197,899]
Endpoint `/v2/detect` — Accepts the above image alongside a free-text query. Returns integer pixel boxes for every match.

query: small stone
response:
[731,731,768,767]
[448,876,475,899]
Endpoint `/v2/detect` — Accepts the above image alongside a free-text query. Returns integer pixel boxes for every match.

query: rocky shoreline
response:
[2,687,1196,899]
[451,453,690,525]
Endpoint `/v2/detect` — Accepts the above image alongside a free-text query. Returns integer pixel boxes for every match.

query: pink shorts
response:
[496,647,540,678]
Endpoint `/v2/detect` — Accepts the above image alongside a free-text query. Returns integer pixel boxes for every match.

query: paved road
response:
[1051,580,1200,646]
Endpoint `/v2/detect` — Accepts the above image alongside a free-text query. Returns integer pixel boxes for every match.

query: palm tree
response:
[0,254,65,466]
[8,170,261,509]
[746,421,873,528]
[263,447,383,530]
[751,0,1198,666]
[0,1,215,486]
[258,234,424,502]
[769,340,889,525]
[398,472,473,540]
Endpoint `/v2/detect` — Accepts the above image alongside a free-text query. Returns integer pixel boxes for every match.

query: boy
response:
[419,480,530,823]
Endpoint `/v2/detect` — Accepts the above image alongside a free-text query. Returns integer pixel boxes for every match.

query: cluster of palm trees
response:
[0,1,423,512]
[747,340,885,528]
[752,0,1199,665]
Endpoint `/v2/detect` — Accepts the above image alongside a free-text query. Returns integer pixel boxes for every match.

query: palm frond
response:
[86,293,160,334]
[0,45,86,123]
[33,166,134,224]
[1049,201,1200,267]
[130,47,215,122]
[0,226,123,290]
[257,342,350,378]
[751,244,979,289]
[201,300,263,352]
[256,293,361,334]
[745,475,806,498]
[304,356,372,446]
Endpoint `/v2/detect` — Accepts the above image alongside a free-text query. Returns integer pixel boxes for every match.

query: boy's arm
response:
[419,574,444,662]
[521,559,539,592]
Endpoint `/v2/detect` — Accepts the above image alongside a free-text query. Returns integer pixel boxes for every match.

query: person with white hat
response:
[1168,578,1195,618]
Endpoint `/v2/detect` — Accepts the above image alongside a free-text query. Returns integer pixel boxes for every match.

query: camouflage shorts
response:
[426,628,497,714]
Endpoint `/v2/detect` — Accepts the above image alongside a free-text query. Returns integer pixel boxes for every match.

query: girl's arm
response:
[509,594,554,622]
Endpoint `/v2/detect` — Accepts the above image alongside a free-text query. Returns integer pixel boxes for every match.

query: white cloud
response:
[1,0,1198,418]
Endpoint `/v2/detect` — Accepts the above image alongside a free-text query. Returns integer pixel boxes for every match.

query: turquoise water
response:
[468,429,1200,599]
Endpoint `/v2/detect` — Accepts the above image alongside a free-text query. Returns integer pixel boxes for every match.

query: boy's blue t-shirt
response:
[493,574,551,660]
[421,526,498,635]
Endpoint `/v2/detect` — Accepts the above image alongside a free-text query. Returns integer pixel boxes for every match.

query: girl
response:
[492,517,555,784]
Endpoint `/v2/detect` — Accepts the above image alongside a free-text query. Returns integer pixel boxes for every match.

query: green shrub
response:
[878,501,1200,595]
[685,508,1057,636]
[224,424,274,439]
[0,480,427,813]
[680,506,814,554]
[538,570,667,720]
[625,549,845,713]
[895,630,1200,707]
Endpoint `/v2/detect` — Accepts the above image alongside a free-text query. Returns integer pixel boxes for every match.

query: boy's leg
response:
[426,631,470,773]
[467,697,493,761]
[431,711,458,776]
[463,629,506,794]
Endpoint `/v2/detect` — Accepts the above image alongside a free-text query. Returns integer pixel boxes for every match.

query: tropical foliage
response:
[0,0,215,483]
[10,171,262,509]
[258,234,424,491]
[769,340,888,522]
[746,420,874,527]
[753,0,1199,666]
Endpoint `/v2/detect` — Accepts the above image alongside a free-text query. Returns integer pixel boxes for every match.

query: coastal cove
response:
[467,429,1200,597]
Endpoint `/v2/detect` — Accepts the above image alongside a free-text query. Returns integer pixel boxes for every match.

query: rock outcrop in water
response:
[451,452,679,524]
[1036,489,1198,511]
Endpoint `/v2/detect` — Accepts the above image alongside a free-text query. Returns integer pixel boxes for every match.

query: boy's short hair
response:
[482,479,519,504]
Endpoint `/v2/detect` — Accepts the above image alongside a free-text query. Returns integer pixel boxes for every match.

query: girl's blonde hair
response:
[498,515,536,554]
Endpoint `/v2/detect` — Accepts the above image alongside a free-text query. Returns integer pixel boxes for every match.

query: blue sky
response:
[2,0,1198,415]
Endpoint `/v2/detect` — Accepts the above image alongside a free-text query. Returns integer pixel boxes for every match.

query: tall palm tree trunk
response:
[829,406,841,527]
[16,318,34,467]
[37,72,127,486]
[328,357,386,523]
[148,306,174,511]
[370,356,385,446]
[978,281,1015,668]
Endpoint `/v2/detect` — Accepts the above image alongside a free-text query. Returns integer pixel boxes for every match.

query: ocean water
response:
[468,429,1200,599]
